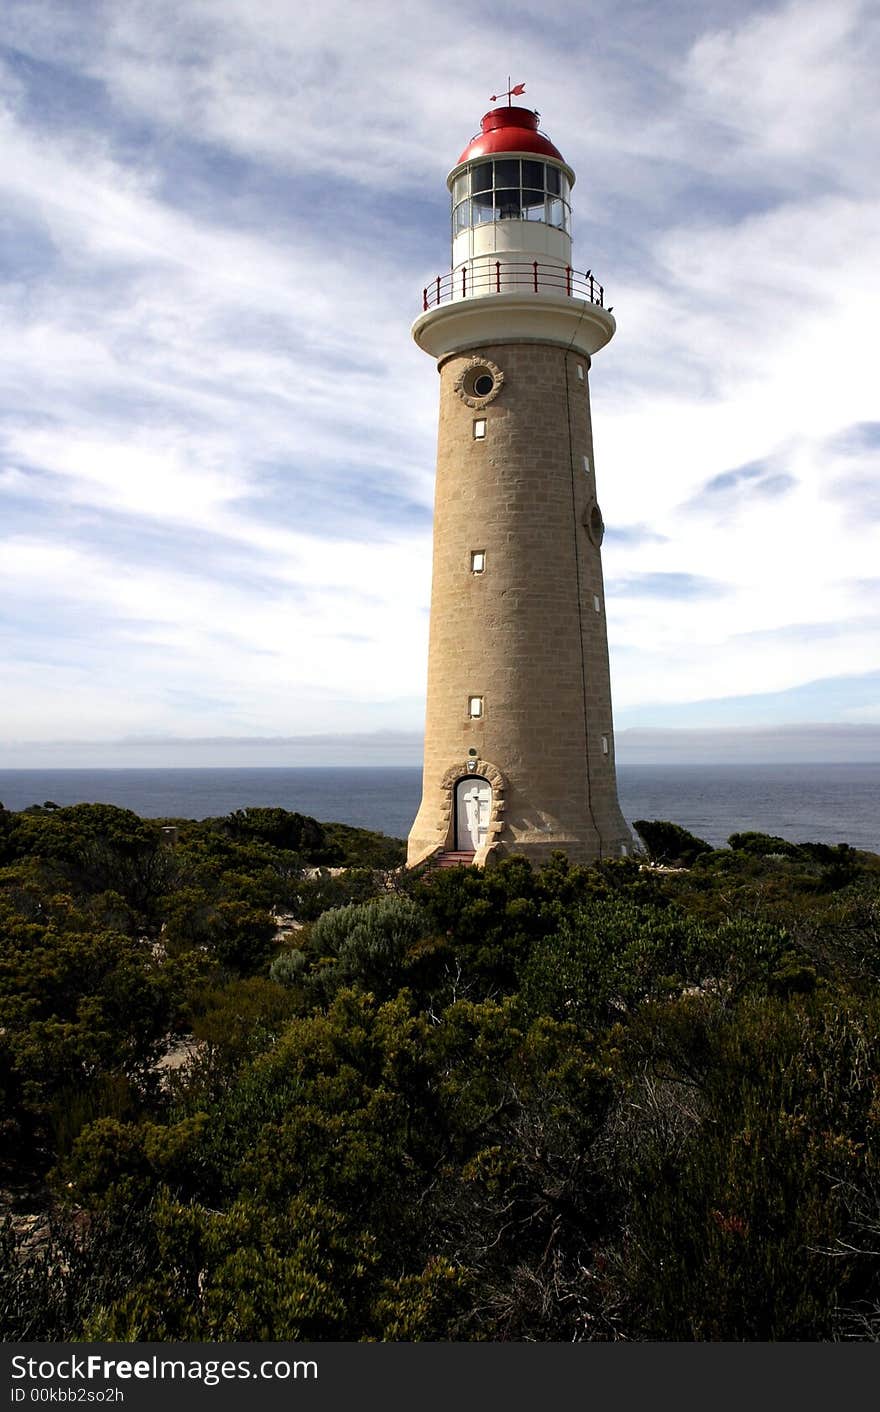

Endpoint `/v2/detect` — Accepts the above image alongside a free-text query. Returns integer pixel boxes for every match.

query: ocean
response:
[0,763,877,853]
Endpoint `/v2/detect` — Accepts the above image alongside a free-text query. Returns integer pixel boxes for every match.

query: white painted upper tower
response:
[412,101,616,363]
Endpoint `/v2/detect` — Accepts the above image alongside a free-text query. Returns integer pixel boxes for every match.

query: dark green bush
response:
[3,796,880,1341]
[632,819,713,866]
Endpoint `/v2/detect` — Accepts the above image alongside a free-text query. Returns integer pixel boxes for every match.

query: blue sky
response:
[1,0,878,766]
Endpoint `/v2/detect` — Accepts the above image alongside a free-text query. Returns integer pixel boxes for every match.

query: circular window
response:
[454,357,504,408]
[583,502,605,547]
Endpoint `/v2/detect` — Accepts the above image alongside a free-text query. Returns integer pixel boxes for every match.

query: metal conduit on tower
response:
[408,97,632,869]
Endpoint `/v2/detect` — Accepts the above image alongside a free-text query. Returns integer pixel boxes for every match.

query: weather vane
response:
[490,78,526,105]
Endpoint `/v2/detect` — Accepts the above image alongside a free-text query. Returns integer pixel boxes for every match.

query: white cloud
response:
[684,0,879,190]
[0,530,430,739]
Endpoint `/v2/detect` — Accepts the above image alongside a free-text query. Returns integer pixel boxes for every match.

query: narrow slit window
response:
[468,696,483,718]
[583,454,591,473]
[473,418,487,439]
[576,363,585,381]
[601,735,609,755]
[471,550,486,574]
[593,594,601,612]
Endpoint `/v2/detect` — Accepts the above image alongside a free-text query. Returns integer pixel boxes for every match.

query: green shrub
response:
[319,822,406,870]
[291,867,383,921]
[5,803,174,921]
[308,895,426,998]
[728,831,802,857]
[617,991,880,1340]
[632,820,713,866]
[216,808,333,859]
[162,891,276,975]
[269,948,309,986]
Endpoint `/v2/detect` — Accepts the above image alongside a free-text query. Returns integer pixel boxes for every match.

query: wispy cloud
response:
[823,422,880,524]
[684,458,797,513]
[603,524,668,547]
[616,669,880,730]
[827,422,880,455]
[608,572,727,600]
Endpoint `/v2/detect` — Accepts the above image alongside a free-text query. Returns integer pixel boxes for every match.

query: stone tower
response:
[407,100,631,869]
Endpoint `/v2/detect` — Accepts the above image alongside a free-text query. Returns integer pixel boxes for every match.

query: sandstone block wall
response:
[408,339,632,867]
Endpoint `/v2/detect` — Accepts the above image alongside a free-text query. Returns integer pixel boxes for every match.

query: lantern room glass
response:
[452,159,571,234]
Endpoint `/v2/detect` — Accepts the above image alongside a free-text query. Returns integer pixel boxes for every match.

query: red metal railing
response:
[422,261,606,312]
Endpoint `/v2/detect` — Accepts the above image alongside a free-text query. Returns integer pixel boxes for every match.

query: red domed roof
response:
[457,106,565,165]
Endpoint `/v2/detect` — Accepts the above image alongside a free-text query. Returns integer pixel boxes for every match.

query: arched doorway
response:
[455,776,492,851]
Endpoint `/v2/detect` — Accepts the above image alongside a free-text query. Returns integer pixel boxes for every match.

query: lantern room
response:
[414,99,613,363]
[448,106,574,274]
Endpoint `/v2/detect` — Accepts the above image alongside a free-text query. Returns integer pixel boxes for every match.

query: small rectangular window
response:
[593,594,601,612]
[471,550,486,573]
[576,363,585,381]
[468,696,483,718]
[583,454,591,473]
[473,418,487,439]
[601,735,609,755]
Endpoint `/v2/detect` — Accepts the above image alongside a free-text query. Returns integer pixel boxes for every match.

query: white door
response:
[455,777,492,850]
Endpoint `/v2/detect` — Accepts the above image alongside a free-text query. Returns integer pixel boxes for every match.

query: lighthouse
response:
[407,96,631,869]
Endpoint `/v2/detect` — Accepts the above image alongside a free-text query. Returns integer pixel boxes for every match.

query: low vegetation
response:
[1,799,879,1341]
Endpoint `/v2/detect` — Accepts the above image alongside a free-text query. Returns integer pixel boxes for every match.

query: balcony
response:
[422,260,606,312]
